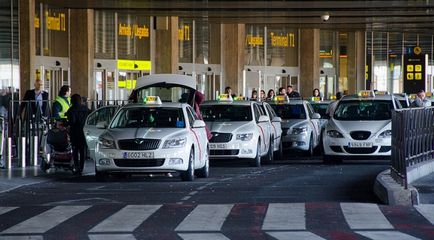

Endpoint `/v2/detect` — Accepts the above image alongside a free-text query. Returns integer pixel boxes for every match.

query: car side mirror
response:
[192,120,206,128]
[96,121,108,129]
[258,115,270,123]
[311,113,321,119]
[272,116,282,123]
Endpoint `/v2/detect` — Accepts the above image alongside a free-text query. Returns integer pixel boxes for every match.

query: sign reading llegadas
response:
[118,24,150,39]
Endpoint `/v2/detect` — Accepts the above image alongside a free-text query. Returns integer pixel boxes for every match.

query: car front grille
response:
[210,132,232,143]
[113,159,164,167]
[350,131,371,140]
[330,146,343,153]
[379,146,392,152]
[118,139,161,150]
[210,149,239,155]
[343,146,378,154]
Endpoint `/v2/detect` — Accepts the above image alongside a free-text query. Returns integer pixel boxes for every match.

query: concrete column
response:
[355,31,366,92]
[70,9,94,99]
[222,24,245,95]
[19,0,35,98]
[155,16,178,73]
[299,29,320,98]
[209,23,221,65]
[347,31,366,94]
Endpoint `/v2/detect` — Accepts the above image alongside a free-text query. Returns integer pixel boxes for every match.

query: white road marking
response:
[262,203,305,230]
[89,205,161,233]
[356,231,421,240]
[88,234,137,240]
[175,204,233,231]
[415,204,434,225]
[266,231,326,240]
[2,206,90,234]
[341,203,393,229]
[0,236,43,240]
[0,207,17,216]
[178,233,230,240]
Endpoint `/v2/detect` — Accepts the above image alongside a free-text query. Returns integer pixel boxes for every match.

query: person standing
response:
[312,88,323,100]
[21,79,49,118]
[66,94,89,175]
[267,89,275,100]
[52,85,71,120]
[287,85,301,98]
[411,89,431,107]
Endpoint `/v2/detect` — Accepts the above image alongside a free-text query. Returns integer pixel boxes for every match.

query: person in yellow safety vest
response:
[52,85,71,120]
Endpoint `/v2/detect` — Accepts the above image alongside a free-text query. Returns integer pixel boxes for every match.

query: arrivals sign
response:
[403,46,425,93]
[118,23,150,39]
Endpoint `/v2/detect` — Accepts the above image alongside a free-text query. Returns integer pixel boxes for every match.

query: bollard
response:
[21,137,26,168]
[34,135,38,166]
[7,137,12,169]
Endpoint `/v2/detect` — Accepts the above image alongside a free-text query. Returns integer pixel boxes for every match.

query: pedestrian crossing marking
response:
[0,207,17,216]
[266,231,326,240]
[89,205,161,233]
[341,203,393,229]
[356,231,421,240]
[0,236,43,240]
[262,203,305,230]
[175,204,233,232]
[178,233,230,240]
[414,204,434,225]
[2,206,90,234]
[88,234,137,240]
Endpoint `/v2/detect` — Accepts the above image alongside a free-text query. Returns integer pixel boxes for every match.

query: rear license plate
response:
[123,152,154,159]
[348,142,373,148]
[210,143,227,149]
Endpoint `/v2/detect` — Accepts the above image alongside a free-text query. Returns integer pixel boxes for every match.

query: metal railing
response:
[391,107,434,188]
[2,99,130,169]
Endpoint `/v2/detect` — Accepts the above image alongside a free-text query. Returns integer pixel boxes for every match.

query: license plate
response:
[348,142,373,148]
[210,143,227,149]
[123,152,154,159]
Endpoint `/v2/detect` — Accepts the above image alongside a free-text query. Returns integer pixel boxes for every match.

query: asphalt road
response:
[0,154,433,239]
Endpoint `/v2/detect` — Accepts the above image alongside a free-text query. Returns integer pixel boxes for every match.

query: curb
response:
[374,169,419,206]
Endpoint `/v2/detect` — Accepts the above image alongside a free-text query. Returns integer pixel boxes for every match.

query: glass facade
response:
[245,25,265,66]
[94,11,115,59]
[0,0,19,89]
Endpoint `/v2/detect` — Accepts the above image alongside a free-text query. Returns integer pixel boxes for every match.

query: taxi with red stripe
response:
[94,96,209,181]
[200,94,273,167]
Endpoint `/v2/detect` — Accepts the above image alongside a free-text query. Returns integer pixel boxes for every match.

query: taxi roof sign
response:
[274,95,289,103]
[358,90,375,98]
[329,95,337,100]
[143,96,162,104]
[217,94,233,102]
[234,96,247,101]
[375,91,390,96]
[409,94,417,100]
[311,96,321,102]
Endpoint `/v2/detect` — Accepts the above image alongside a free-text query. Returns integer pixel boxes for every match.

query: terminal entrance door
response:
[38,67,69,101]
[319,68,337,99]
[118,71,147,100]
[94,70,116,102]
[195,73,221,100]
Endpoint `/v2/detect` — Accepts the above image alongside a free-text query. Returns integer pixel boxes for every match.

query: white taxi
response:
[200,95,273,167]
[259,101,283,160]
[269,97,321,156]
[322,91,401,163]
[94,96,209,181]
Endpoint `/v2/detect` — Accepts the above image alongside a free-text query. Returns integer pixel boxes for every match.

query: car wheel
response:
[264,138,274,163]
[274,139,283,160]
[250,140,261,167]
[196,147,209,178]
[305,135,314,157]
[181,148,195,181]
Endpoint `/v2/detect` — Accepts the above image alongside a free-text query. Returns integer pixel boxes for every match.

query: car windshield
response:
[132,86,193,104]
[333,100,393,121]
[271,104,306,119]
[201,105,252,122]
[310,103,329,118]
[110,107,185,128]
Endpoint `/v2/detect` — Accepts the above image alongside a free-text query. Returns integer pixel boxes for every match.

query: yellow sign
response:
[35,17,40,28]
[407,73,414,80]
[415,65,422,72]
[407,65,414,72]
[414,46,422,55]
[269,32,295,47]
[117,60,152,71]
[217,94,232,101]
[274,95,288,103]
[118,23,149,39]
[46,12,66,31]
[178,25,191,41]
[118,80,126,88]
[125,79,137,89]
[311,97,321,102]
[358,90,374,98]
[415,73,422,80]
[246,34,264,46]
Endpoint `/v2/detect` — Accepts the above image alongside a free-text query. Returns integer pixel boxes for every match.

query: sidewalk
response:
[412,173,434,204]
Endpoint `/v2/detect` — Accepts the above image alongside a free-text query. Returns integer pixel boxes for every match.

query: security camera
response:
[321,13,330,22]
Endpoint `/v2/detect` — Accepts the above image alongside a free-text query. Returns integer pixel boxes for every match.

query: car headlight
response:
[378,130,392,138]
[292,126,308,135]
[327,130,344,138]
[236,133,253,141]
[163,137,187,148]
[98,134,115,149]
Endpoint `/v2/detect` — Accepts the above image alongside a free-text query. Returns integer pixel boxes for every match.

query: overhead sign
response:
[118,23,150,39]
[178,25,191,41]
[117,60,151,71]
[246,34,264,46]
[269,32,296,47]
[46,12,66,31]
[404,46,425,93]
